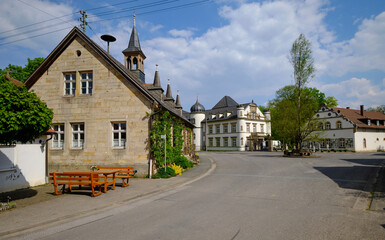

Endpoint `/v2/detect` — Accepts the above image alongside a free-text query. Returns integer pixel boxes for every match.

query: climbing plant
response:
[150,111,185,168]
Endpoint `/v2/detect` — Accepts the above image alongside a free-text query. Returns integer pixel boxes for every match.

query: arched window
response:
[336,121,342,129]
[127,57,131,69]
[318,122,323,130]
[241,137,244,146]
[363,138,366,148]
[325,122,331,129]
[133,57,138,70]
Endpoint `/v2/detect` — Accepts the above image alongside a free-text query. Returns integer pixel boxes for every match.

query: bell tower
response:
[122,14,146,83]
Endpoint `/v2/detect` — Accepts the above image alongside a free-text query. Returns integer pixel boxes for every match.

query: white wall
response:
[354,130,385,152]
[0,137,47,193]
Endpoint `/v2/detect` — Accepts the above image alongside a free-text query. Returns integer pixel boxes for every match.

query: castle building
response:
[189,96,272,151]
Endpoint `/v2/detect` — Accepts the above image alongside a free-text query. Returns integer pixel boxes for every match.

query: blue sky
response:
[0,0,384,111]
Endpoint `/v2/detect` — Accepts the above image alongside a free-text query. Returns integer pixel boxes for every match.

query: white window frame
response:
[232,138,237,147]
[64,73,76,96]
[112,122,126,148]
[71,123,84,149]
[260,124,264,133]
[336,121,342,129]
[223,125,228,133]
[80,72,93,95]
[224,137,228,147]
[52,124,64,149]
[325,122,331,129]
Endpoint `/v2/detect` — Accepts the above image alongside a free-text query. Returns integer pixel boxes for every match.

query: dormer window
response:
[377,120,379,126]
[368,119,371,126]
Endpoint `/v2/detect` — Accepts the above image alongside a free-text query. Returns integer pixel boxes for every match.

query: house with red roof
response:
[311,104,385,152]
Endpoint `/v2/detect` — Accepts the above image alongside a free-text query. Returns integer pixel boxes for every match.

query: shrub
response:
[173,156,193,169]
[321,149,324,152]
[344,149,347,152]
[152,167,176,179]
[170,163,183,175]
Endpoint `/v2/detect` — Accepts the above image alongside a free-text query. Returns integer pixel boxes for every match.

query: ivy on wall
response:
[150,111,185,168]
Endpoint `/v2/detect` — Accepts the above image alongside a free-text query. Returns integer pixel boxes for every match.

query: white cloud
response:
[0,0,77,52]
[169,29,194,38]
[318,77,385,109]
[142,0,337,108]
[323,12,385,76]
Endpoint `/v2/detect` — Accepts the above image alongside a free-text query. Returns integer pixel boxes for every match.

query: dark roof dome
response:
[190,99,205,113]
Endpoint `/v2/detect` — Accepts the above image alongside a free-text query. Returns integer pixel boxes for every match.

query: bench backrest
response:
[49,172,100,183]
[96,166,134,173]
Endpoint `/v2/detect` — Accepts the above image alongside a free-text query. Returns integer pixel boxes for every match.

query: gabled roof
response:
[212,96,238,109]
[25,27,192,128]
[327,106,385,129]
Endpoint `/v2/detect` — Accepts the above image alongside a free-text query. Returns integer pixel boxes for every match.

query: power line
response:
[89,0,179,18]
[89,0,210,24]
[0,0,212,47]
[0,27,73,47]
[0,0,138,35]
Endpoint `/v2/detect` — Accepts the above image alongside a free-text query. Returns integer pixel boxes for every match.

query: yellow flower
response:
[170,163,183,175]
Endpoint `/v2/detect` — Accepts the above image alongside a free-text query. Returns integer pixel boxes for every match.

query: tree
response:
[269,86,328,149]
[0,80,53,145]
[288,33,316,151]
[0,57,44,83]
[367,105,385,114]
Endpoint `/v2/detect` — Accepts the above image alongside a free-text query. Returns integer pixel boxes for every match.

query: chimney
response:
[346,107,350,109]
[360,105,364,116]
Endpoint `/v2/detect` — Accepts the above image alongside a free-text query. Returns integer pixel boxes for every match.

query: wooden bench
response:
[96,166,135,187]
[49,172,107,197]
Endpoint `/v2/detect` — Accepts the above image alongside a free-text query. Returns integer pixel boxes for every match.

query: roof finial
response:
[156,64,158,71]
[133,10,136,26]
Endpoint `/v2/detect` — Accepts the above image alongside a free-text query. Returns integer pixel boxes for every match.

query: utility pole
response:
[79,10,88,34]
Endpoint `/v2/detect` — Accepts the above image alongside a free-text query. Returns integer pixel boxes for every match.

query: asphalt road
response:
[15,152,385,239]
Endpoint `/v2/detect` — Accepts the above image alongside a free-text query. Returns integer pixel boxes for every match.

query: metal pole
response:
[161,135,166,171]
[164,137,166,172]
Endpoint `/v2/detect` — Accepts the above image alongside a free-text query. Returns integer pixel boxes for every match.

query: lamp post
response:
[161,135,166,171]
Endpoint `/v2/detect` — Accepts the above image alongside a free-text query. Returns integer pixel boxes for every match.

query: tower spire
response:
[122,13,146,83]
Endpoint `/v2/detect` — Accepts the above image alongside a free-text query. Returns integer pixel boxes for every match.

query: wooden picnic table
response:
[63,170,119,193]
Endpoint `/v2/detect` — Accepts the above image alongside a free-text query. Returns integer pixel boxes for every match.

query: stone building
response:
[188,96,272,151]
[25,24,193,176]
[308,105,385,152]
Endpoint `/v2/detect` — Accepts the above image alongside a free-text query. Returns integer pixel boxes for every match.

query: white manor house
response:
[187,96,272,151]
[308,105,385,152]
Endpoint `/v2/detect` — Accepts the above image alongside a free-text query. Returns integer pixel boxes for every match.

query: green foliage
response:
[0,81,53,145]
[173,155,193,169]
[269,85,324,147]
[367,105,385,114]
[152,167,176,179]
[149,111,186,168]
[0,57,45,83]
[289,33,315,89]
